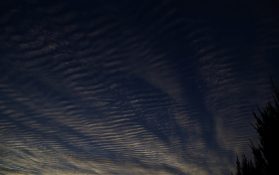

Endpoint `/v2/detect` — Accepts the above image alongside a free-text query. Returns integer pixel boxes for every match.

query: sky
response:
[0,0,279,175]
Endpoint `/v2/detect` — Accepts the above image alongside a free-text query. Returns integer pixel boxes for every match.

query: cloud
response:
[0,1,276,175]
[195,25,273,155]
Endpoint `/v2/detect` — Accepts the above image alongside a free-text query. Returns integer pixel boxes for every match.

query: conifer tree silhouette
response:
[233,83,279,175]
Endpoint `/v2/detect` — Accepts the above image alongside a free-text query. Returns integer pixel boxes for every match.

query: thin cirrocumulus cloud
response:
[195,20,274,154]
[0,1,278,175]
[0,57,214,175]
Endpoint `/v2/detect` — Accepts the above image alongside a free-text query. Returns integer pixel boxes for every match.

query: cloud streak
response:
[0,1,277,175]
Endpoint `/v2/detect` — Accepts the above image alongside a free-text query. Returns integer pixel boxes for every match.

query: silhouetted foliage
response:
[233,83,279,175]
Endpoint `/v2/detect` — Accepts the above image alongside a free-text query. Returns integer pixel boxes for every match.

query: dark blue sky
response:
[0,0,278,175]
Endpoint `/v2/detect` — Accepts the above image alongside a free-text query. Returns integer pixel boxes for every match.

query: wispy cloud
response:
[0,1,277,175]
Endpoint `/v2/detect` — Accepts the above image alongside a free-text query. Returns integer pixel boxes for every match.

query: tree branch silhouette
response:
[232,82,279,175]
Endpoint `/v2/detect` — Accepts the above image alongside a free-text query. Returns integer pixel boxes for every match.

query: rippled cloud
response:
[0,0,278,175]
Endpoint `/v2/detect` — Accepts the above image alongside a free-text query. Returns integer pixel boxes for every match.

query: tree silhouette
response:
[233,84,279,175]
